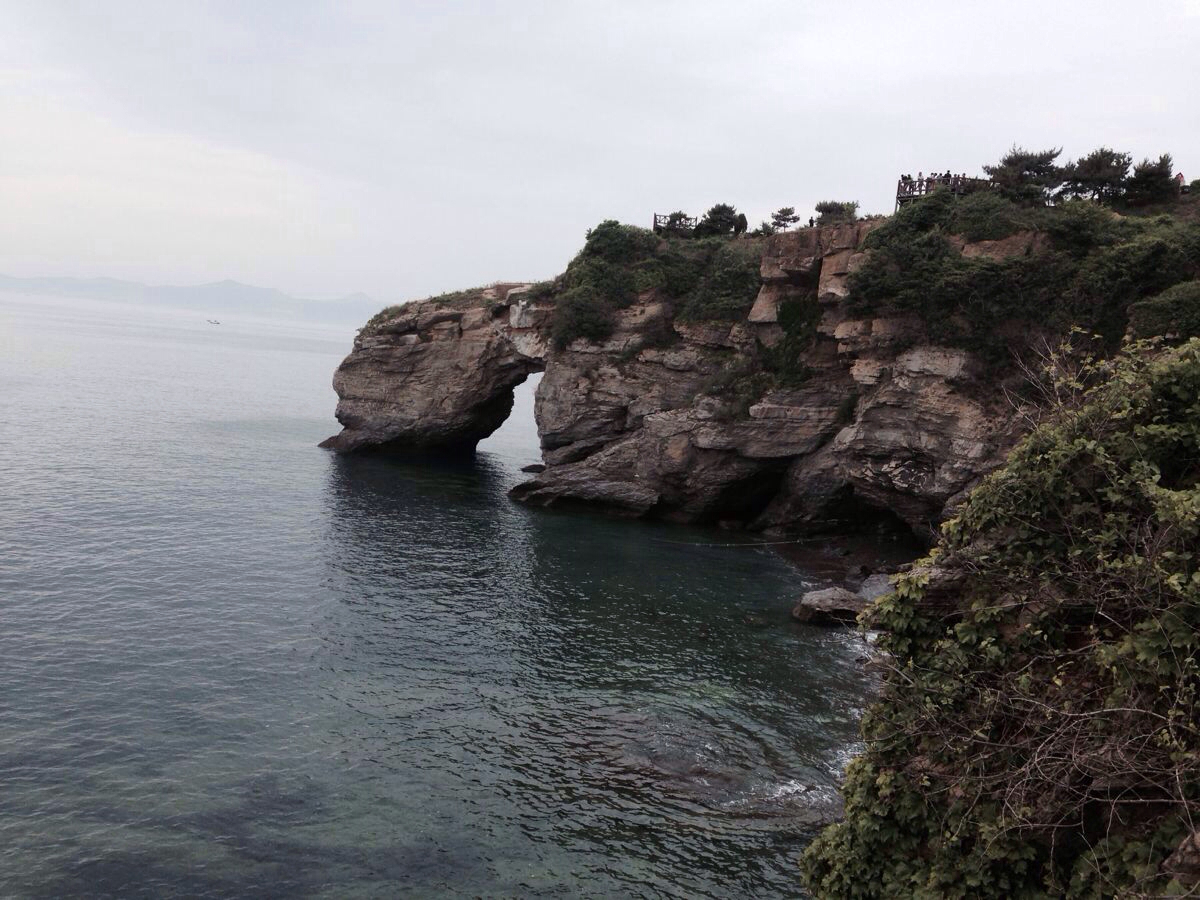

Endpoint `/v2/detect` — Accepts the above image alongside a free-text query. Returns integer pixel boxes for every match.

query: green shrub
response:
[631,259,666,294]
[551,288,615,349]
[803,340,1200,898]
[848,199,1200,361]
[763,296,819,383]
[1068,224,1200,343]
[947,191,1031,241]
[1039,199,1121,256]
[580,219,658,264]
[550,223,663,348]
[526,280,557,300]
[679,242,763,320]
[893,190,957,231]
[1129,280,1200,339]
[815,200,859,226]
[564,257,637,308]
[660,244,713,297]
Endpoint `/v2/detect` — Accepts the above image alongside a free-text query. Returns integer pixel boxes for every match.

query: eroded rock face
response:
[324,229,1038,537]
[320,284,548,453]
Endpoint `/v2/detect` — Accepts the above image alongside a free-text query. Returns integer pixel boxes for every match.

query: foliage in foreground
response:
[802,339,1200,898]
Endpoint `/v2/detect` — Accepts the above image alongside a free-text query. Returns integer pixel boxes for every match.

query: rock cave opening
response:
[811,486,931,548]
[476,371,545,470]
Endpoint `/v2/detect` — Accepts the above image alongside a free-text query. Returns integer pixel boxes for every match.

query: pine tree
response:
[770,206,800,231]
[983,145,1063,204]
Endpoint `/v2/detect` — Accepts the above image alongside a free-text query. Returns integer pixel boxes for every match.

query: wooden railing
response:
[896,175,992,209]
[653,213,698,234]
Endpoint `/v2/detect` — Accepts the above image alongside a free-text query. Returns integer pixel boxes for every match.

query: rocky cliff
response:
[322,223,1044,538]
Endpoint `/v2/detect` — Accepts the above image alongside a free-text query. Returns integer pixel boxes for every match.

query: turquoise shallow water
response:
[0,293,873,898]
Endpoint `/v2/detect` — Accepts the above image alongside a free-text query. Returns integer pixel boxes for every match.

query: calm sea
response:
[0,293,872,898]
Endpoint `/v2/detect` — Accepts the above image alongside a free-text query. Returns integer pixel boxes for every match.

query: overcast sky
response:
[2,1,1197,304]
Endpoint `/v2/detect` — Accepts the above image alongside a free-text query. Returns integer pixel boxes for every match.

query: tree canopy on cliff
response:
[803,338,1200,898]
[1126,154,1180,207]
[815,200,859,226]
[694,203,743,237]
[1059,147,1132,203]
[983,145,1064,205]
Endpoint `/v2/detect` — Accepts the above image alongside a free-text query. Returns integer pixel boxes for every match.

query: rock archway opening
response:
[476,371,545,470]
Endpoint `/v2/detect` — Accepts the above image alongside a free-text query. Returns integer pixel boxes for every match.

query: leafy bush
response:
[580,219,659,264]
[815,200,859,226]
[803,340,1200,898]
[525,280,557,301]
[1037,200,1121,256]
[678,242,763,320]
[1068,225,1200,342]
[947,191,1031,241]
[660,244,714,298]
[551,289,616,349]
[1129,280,1200,340]
[551,222,763,346]
[763,295,819,383]
[631,259,666,293]
[550,223,658,348]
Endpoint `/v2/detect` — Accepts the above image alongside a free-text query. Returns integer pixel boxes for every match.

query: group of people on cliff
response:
[897,171,973,196]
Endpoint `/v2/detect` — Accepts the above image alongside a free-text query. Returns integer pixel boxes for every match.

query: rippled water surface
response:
[0,294,873,898]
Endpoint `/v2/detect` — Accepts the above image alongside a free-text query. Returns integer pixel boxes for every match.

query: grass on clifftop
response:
[803,338,1200,898]
[360,287,493,334]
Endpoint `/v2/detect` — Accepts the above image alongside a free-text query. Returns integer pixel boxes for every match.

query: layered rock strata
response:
[323,227,1042,537]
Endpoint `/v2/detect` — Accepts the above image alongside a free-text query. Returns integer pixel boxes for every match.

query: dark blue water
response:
[0,293,873,898]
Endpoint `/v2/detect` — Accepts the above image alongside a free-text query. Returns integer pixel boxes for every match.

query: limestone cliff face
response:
[323,226,1040,537]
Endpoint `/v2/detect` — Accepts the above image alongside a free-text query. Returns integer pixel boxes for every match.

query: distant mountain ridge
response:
[0,274,378,325]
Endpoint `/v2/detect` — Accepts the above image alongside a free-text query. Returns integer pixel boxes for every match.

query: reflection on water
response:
[0,294,874,898]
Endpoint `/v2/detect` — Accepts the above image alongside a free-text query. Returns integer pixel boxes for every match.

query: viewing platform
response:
[896,174,991,210]
[652,213,698,234]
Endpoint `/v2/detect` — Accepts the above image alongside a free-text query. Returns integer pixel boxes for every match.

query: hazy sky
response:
[3,1,1197,303]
